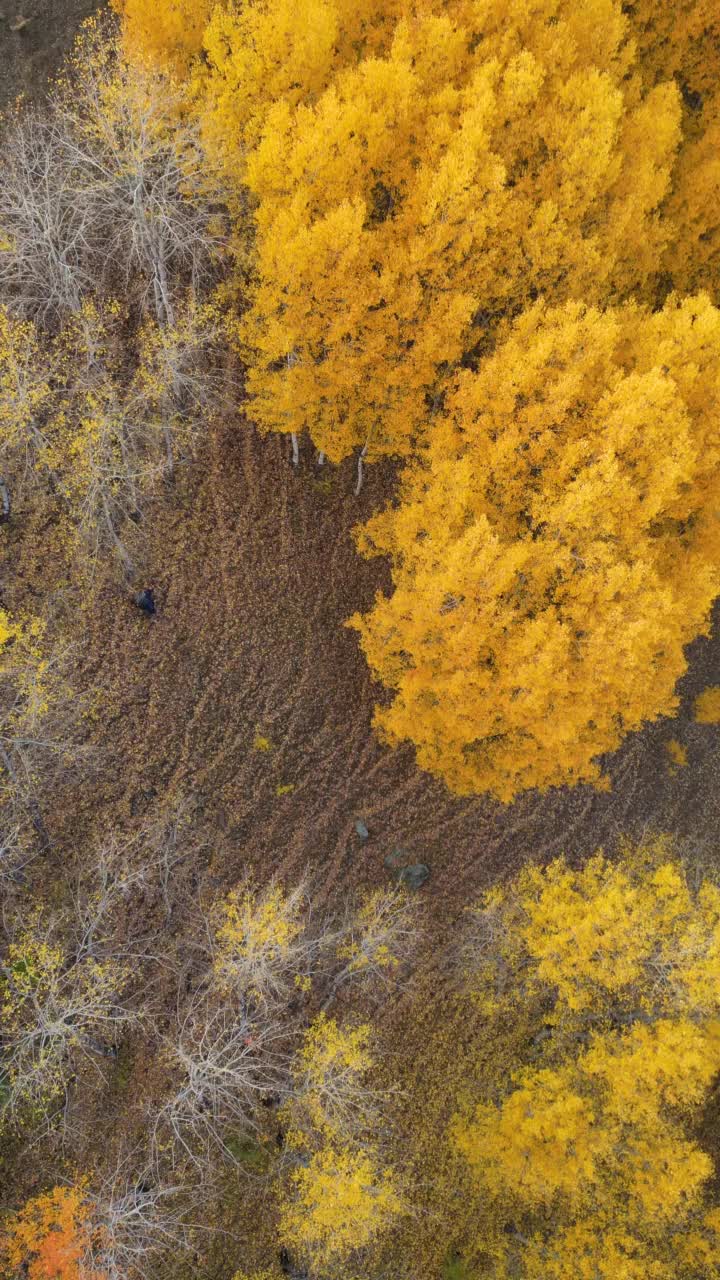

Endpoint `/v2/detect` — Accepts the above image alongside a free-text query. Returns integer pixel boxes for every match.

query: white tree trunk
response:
[354,443,368,496]
[290,432,300,468]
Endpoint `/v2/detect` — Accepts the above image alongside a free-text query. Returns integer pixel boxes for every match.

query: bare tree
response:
[0,823,36,894]
[0,32,226,327]
[320,887,419,1009]
[154,996,291,1170]
[88,1170,189,1280]
[0,912,136,1124]
[0,110,99,320]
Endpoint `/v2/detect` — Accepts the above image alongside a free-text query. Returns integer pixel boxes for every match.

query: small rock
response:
[134,588,156,615]
[354,819,369,839]
[396,863,430,890]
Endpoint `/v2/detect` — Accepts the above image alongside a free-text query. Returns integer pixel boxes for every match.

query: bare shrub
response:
[88,1172,188,1280]
[0,30,226,326]
[0,911,136,1125]
[0,111,99,320]
[154,996,290,1170]
[321,887,420,1009]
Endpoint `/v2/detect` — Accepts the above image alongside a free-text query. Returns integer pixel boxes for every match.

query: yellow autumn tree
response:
[663,93,720,303]
[280,1146,402,1273]
[350,295,720,800]
[452,844,720,1278]
[193,0,680,464]
[626,0,720,304]
[114,0,214,79]
[280,1015,401,1272]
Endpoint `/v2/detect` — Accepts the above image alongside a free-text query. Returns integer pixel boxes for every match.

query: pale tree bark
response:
[354,442,368,495]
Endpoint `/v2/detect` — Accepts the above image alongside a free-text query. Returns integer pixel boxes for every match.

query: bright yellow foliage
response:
[280,1146,402,1270]
[475,850,720,1021]
[455,1065,611,1206]
[350,296,720,799]
[454,846,720,1278]
[196,0,680,462]
[664,94,720,303]
[694,687,720,724]
[114,0,214,78]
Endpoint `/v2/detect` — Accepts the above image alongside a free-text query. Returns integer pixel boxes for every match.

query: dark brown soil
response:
[0,0,100,108]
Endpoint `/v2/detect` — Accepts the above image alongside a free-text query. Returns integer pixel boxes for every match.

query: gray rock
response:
[354,819,369,839]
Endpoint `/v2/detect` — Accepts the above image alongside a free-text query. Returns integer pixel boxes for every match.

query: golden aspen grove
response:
[0,0,719,1278]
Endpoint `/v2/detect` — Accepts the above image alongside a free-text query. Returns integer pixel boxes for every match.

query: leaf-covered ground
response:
[6,418,719,924]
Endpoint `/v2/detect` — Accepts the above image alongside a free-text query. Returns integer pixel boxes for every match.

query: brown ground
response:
[0,0,100,107]
[25,415,720,928]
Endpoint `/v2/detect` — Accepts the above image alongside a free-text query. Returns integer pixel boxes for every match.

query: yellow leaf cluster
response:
[694,687,720,724]
[453,846,720,1278]
[213,881,307,1003]
[479,850,720,1020]
[279,1146,402,1271]
[290,1015,373,1139]
[351,297,720,799]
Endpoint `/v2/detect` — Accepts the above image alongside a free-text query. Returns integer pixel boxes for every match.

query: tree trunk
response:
[354,443,368,496]
[0,476,10,523]
[290,432,300,468]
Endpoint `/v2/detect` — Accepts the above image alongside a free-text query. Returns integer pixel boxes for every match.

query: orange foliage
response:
[1,1186,103,1280]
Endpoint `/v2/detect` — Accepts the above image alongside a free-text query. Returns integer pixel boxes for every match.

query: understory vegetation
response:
[1,1,720,1277]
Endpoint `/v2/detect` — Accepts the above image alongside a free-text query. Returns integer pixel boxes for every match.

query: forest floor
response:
[0,0,99,106]
[7,417,720,931]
